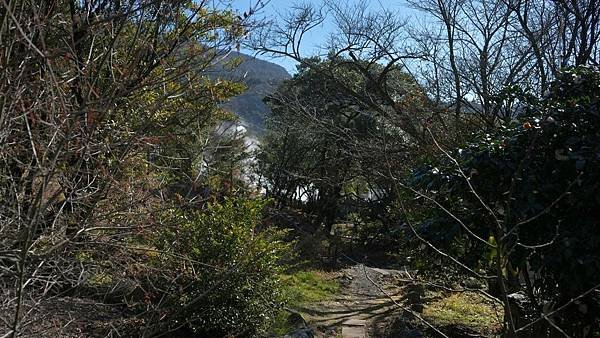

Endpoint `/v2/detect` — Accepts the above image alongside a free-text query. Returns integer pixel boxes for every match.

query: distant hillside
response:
[210,52,291,135]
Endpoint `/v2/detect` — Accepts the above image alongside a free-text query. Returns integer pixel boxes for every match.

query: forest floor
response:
[292,264,423,338]
[286,263,503,338]
[0,295,133,337]
[278,215,502,338]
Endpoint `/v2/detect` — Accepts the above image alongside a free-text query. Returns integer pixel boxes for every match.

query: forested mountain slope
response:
[211,52,291,135]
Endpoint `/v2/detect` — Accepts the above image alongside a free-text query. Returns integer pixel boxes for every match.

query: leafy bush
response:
[409,66,600,335]
[151,198,290,337]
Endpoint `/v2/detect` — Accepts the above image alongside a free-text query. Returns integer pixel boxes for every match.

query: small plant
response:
[150,198,291,337]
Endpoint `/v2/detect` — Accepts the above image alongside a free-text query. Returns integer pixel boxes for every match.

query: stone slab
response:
[342,319,367,338]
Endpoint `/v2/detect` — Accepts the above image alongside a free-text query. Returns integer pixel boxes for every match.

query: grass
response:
[423,291,503,335]
[271,270,341,335]
[282,270,341,306]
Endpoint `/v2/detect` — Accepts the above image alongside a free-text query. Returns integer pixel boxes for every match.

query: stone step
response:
[341,319,367,338]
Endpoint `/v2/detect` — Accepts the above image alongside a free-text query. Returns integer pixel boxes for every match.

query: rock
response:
[507,291,528,304]
[343,319,367,326]
[342,319,366,338]
[286,311,308,329]
[404,283,425,313]
[284,327,314,338]
[371,267,391,276]
[506,292,537,333]
[462,277,483,289]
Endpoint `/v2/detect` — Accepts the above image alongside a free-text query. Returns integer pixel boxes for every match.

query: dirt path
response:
[299,265,416,338]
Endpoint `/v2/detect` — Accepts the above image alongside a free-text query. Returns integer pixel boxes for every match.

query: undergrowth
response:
[423,291,503,335]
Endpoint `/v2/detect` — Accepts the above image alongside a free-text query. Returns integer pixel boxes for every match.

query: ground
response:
[0,296,131,337]
[2,263,503,337]
[298,265,404,337]
[284,263,502,338]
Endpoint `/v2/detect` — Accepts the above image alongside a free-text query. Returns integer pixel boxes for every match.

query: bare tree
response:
[0,0,269,336]
[251,0,600,336]
[251,1,447,145]
[409,0,600,125]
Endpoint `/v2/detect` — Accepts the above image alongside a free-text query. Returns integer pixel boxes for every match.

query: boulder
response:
[283,327,314,338]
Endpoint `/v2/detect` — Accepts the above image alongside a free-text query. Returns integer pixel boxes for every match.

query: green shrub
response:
[410,66,600,335]
[151,198,290,337]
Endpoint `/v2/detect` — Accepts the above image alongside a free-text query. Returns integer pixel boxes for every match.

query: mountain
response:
[210,52,291,135]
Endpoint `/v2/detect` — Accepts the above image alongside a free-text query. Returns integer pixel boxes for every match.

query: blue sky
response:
[228,0,416,73]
